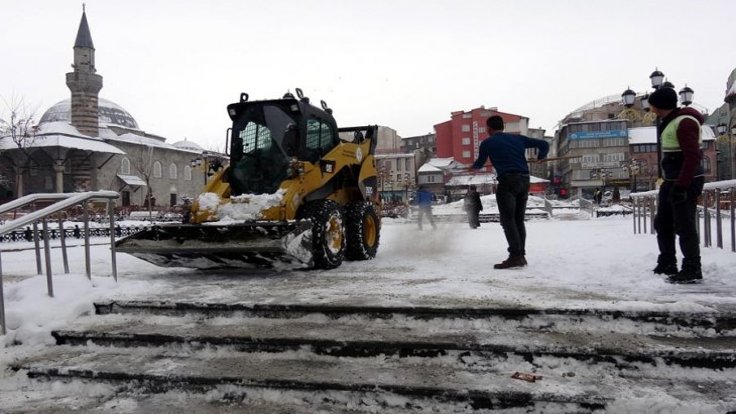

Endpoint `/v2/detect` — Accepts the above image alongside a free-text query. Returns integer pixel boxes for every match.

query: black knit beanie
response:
[648,87,678,110]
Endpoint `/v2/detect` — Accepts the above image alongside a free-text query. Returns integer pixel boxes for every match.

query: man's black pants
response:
[654,178,704,269]
[496,174,530,256]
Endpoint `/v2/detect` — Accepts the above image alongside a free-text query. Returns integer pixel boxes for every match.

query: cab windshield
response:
[229,105,295,195]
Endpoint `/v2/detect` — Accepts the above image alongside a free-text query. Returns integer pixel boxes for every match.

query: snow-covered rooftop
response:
[40,97,140,130]
[0,133,124,154]
[172,139,204,152]
[417,163,442,173]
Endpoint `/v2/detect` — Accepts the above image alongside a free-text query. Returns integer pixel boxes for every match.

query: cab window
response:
[306,118,336,158]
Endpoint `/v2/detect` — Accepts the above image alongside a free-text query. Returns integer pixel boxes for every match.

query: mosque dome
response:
[172,139,204,152]
[39,97,140,129]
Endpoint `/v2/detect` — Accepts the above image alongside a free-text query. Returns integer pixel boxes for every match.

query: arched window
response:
[184,165,192,181]
[169,163,178,179]
[153,161,162,178]
[120,157,131,175]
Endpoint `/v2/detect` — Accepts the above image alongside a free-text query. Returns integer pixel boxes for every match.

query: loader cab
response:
[226,96,339,196]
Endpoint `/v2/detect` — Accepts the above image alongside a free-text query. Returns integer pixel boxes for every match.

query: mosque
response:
[0,9,221,211]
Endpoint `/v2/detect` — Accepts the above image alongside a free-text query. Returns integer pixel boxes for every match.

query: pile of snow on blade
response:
[198,190,286,223]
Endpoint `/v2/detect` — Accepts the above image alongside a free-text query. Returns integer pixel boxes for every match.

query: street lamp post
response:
[622,159,640,192]
[716,123,728,179]
[403,172,411,203]
[732,126,736,181]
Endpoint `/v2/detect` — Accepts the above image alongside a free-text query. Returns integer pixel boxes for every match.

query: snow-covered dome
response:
[39,97,139,129]
[172,139,204,151]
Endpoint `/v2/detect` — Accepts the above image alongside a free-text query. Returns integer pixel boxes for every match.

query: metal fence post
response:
[33,222,42,275]
[0,251,6,335]
[715,189,723,249]
[83,203,91,280]
[731,188,735,253]
[108,200,118,282]
[58,217,69,273]
[649,197,655,234]
[41,219,54,297]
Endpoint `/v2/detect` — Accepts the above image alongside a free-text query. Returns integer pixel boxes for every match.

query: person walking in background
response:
[593,187,603,205]
[648,87,705,284]
[415,185,437,230]
[464,185,483,229]
[24,226,33,242]
[469,115,549,269]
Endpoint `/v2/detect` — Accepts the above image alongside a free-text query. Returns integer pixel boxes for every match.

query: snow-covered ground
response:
[1,213,736,411]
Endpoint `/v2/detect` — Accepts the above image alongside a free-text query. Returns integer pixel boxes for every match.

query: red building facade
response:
[433,106,528,172]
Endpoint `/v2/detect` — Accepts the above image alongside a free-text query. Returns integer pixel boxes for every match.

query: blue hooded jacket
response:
[471,132,549,177]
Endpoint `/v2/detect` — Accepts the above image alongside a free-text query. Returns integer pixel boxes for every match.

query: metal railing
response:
[631,180,736,252]
[0,191,119,335]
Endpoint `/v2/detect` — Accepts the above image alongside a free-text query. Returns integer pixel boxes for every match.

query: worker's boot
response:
[494,255,526,269]
[652,262,678,276]
[667,258,702,284]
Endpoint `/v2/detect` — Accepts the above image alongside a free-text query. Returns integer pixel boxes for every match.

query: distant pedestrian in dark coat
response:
[24,226,33,242]
[593,188,603,205]
[415,186,436,230]
[73,225,81,239]
[464,185,483,229]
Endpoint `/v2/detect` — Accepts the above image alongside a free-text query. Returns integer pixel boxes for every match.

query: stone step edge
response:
[51,330,736,370]
[22,366,609,410]
[94,300,736,332]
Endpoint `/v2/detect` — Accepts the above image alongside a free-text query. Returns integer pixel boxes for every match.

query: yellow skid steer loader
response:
[115,89,381,269]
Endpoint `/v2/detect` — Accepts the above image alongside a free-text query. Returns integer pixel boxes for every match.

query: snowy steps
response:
[12,300,736,412]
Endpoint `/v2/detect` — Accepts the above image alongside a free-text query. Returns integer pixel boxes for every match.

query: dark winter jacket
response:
[471,132,549,177]
[658,106,704,188]
[464,191,483,212]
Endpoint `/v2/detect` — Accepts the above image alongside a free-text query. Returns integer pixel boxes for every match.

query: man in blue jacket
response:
[415,185,437,230]
[470,115,549,269]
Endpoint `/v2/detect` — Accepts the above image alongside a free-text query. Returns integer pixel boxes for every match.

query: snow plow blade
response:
[114,221,314,270]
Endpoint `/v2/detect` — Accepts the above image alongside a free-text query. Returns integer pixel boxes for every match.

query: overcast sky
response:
[2,0,735,151]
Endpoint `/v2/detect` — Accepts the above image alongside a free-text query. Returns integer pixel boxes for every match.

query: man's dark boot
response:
[667,268,703,284]
[667,259,702,284]
[494,255,526,269]
[653,262,678,276]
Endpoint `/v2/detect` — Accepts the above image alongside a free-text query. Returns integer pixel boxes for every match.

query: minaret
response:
[65,6,103,137]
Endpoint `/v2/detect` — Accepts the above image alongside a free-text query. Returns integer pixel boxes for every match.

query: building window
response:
[462,150,471,158]
[462,137,471,145]
[153,161,162,178]
[702,156,711,174]
[170,193,177,207]
[461,124,470,132]
[169,163,178,179]
[184,165,192,181]
[405,158,410,170]
[120,158,131,175]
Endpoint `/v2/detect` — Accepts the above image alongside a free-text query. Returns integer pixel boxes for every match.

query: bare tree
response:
[0,94,40,197]
[128,143,156,218]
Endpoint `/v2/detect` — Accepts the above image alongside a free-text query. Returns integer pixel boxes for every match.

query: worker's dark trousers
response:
[654,178,704,270]
[496,174,530,257]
